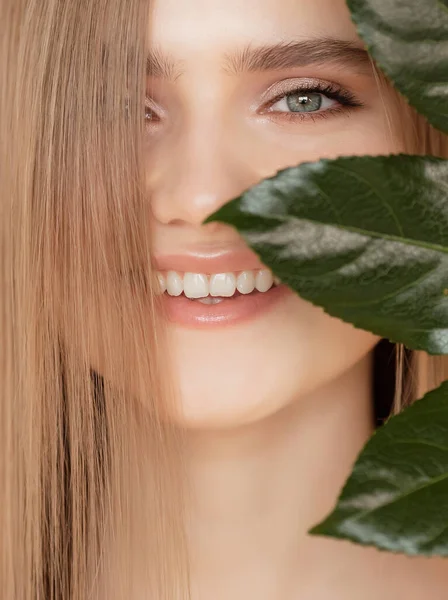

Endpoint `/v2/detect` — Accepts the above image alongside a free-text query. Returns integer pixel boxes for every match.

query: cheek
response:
[242,109,404,177]
[165,294,381,429]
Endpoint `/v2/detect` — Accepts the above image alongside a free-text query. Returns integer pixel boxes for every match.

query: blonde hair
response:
[0,3,447,599]
[1,1,189,598]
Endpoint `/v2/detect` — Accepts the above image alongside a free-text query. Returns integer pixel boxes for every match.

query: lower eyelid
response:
[265,105,354,124]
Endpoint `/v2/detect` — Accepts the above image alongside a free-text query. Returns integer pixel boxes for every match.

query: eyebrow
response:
[224,38,371,75]
[146,38,372,81]
[146,49,184,81]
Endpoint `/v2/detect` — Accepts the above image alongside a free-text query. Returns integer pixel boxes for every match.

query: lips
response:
[160,282,291,328]
[153,247,268,275]
[152,246,292,327]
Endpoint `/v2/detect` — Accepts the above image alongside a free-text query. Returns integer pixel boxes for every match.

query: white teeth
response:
[236,270,255,295]
[183,273,209,299]
[209,273,236,297]
[255,269,274,293]
[166,271,183,296]
[158,268,278,297]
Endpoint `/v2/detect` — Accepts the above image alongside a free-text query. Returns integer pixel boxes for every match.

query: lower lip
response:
[160,285,292,328]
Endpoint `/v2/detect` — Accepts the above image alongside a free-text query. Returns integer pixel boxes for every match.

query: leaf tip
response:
[202,195,242,226]
[307,518,334,538]
[202,206,227,226]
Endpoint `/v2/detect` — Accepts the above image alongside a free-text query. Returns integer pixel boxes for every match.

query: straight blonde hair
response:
[1,2,447,599]
[1,1,190,598]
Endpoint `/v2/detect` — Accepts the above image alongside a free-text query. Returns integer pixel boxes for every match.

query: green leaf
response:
[308,380,448,556]
[203,154,448,354]
[346,0,448,134]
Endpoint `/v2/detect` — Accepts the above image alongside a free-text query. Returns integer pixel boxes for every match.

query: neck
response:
[184,352,376,599]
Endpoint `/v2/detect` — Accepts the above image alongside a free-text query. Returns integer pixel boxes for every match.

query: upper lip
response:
[153,247,269,274]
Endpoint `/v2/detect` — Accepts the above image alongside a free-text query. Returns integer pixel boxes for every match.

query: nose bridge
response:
[149,110,250,226]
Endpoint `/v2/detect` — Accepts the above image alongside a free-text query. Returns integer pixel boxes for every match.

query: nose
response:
[147,122,259,228]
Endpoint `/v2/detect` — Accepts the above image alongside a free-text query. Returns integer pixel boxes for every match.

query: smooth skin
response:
[144,1,448,598]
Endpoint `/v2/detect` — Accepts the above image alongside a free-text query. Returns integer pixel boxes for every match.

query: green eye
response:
[286,92,323,113]
[265,82,362,117]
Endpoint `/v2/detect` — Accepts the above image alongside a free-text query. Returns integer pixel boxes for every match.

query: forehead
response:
[148,0,361,53]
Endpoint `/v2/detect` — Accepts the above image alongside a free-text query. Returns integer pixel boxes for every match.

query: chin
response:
[163,295,381,431]
[172,383,290,430]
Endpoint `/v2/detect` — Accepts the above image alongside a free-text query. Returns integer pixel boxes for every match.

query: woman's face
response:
[146,0,403,428]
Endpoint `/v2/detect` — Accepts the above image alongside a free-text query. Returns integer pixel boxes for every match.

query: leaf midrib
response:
[343,470,448,525]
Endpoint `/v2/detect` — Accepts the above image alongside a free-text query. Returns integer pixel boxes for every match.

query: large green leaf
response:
[308,380,448,556]
[346,0,448,133]
[203,154,448,354]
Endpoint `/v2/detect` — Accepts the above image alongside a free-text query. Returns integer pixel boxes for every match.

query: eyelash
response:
[260,81,364,123]
[144,82,364,127]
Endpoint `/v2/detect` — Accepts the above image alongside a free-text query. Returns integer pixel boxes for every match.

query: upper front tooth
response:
[209,272,236,297]
[236,270,255,295]
[183,273,209,298]
[255,269,274,292]
[166,271,183,296]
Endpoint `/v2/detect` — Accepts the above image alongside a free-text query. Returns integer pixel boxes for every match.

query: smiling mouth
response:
[155,268,282,300]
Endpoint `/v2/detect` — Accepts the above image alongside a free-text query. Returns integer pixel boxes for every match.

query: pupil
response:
[286,92,322,113]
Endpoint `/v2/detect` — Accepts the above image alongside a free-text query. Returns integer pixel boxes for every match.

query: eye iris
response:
[286,92,322,113]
